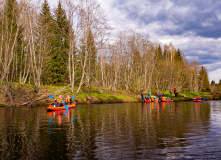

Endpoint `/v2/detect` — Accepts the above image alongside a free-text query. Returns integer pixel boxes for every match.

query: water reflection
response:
[47,109,75,126]
[0,102,221,159]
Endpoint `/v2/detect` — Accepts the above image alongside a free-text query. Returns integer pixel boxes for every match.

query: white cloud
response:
[49,0,221,82]
[209,68,221,83]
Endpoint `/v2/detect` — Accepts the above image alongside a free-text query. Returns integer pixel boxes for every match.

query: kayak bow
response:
[47,104,76,111]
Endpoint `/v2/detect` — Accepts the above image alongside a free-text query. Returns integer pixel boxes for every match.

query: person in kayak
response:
[156,90,159,98]
[57,95,64,107]
[148,92,152,100]
[65,95,72,105]
[195,95,201,100]
[158,92,163,99]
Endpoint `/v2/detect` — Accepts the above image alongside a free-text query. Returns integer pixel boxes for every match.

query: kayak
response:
[161,99,173,102]
[193,100,203,102]
[145,99,158,102]
[145,99,151,102]
[47,104,76,111]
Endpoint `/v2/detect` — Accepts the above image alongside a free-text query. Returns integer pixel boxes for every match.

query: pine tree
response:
[155,44,163,60]
[198,66,211,92]
[38,0,53,84]
[0,0,20,82]
[49,1,69,85]
[211,80,215,85]
[175,48,183,61]
[85,29,97,87]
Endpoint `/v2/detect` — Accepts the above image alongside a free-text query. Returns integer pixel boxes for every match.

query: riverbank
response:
[159,91,220,101]
[0,83,220,107]
[0,84,140,107]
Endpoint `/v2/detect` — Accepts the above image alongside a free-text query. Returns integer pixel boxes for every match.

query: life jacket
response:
[58,98,63,103]
[151,97,154,101]
[65,98,71,103]
[196,96,200,100]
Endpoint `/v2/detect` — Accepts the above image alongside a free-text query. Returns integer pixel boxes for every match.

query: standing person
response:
[65,95,72,105]
[141,90,144,100]
[170,89,172,96]
[174,87,176,95]
[175,90,178,97]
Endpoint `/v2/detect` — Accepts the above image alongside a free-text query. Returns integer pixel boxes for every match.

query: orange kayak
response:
[193,100,203,102]
[47,104,76,112]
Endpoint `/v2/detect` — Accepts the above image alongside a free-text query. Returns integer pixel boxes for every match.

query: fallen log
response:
[20,84,71,106]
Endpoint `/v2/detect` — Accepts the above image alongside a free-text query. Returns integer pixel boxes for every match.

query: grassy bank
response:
[45,86,140,104]
[0,83,220,107]
[0,84,140,106]
[159,91,216,101]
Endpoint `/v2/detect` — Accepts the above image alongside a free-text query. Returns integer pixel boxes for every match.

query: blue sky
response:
[48,0,221,83]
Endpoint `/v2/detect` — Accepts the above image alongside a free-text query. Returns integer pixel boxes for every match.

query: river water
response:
[0,101,221,159]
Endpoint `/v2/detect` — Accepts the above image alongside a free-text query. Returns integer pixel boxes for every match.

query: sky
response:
[48,0,221,83]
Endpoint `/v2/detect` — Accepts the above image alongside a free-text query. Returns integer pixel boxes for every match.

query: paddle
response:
[65,105,69,109]
[49,95,56,106]
[71,95,75,99]
[65,95,76,109]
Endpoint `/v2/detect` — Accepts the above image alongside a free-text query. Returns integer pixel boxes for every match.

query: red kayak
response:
[145,99,158,102]
[193,100,203,102]
[47,104,76,111]
[145,99,151,103]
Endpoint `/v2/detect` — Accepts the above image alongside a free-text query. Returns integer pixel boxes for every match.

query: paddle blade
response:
[65,105,69,109]
[49,95,53,98]
[71,95,76,99]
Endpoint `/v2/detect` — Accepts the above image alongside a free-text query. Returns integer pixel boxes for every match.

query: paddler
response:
[194,95,201,100]
[65,95,72,105]
[57,95,64,107]
[148,92,151,99]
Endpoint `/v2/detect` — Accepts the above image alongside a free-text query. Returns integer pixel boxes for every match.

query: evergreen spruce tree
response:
[16,28,27,83]
[49,1,69,85]
[155,44,163,60]
[85,29,97,87]
[198,66,211,92]
[211,80,215,85]
[38,0,53,84]
[0,0,20,82]
[175,48,183,61]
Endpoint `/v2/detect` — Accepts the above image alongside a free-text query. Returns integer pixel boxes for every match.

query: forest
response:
[0,0,214,102]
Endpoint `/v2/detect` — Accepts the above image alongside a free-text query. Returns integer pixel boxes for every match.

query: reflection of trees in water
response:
[0,107,42,159]
[0,102,211,159]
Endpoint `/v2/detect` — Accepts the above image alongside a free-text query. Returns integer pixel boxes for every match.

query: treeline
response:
[0,0,211,96]
[211,80,221,94]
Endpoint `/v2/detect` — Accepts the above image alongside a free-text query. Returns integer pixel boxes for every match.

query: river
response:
[0,101,221,159]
